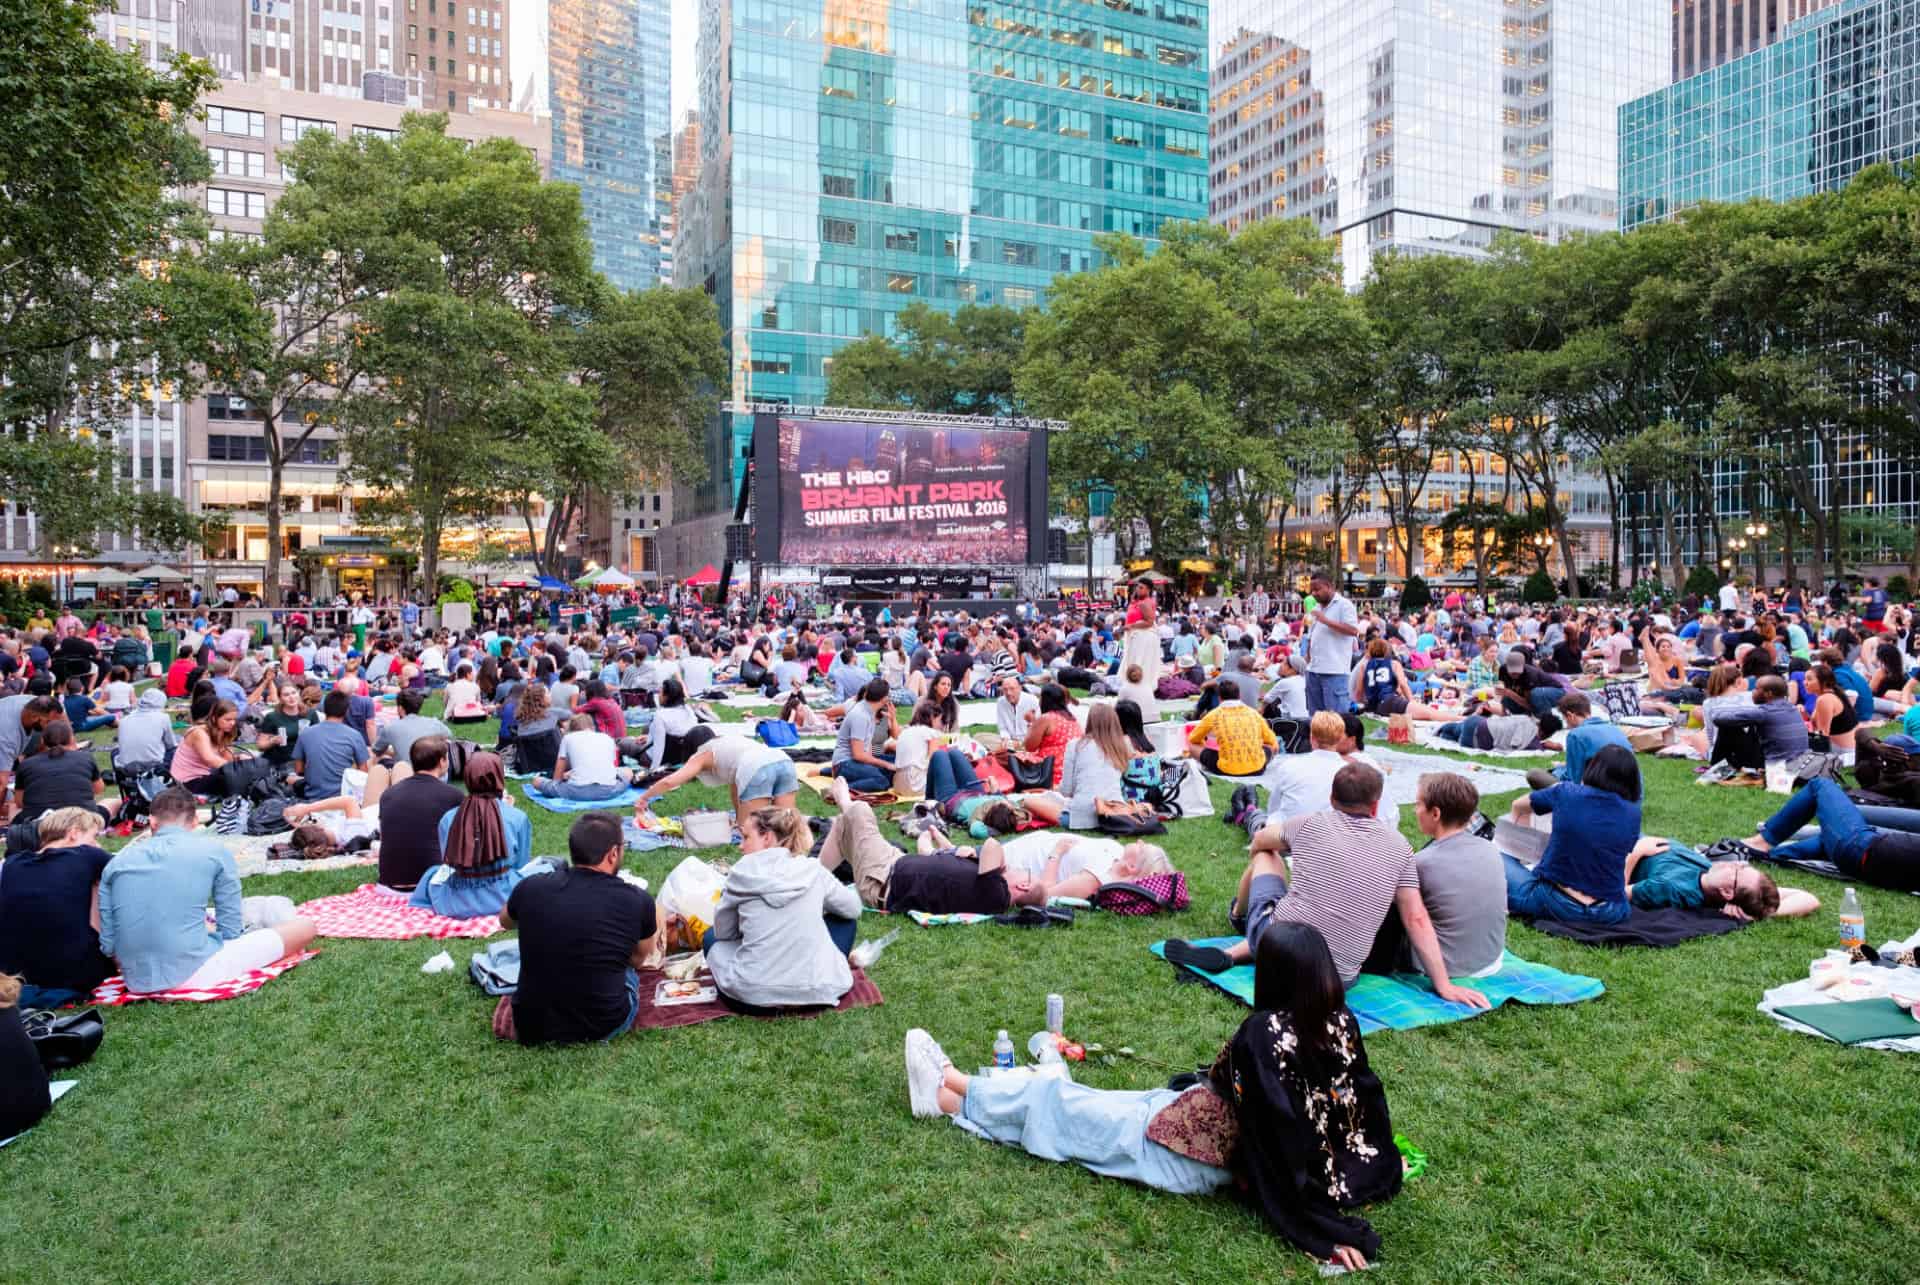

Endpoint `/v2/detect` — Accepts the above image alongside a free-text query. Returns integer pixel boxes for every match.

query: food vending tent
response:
[684,564,720,587]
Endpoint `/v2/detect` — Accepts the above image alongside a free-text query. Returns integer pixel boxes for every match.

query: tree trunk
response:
[419,506,443,602]
[1603,471,1621,592]
[1658,494,1678,592]
[1908,523,1920,591]
[1781,512,1798,591]
[264,420,285,608]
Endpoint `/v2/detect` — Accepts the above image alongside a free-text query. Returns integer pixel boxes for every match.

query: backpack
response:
[1091,872,1190,916]
[245,795,296,836]
[1120,753,1164,805]
[213,795,252,835]
[758,719,800,747]
[1155,674,1199,701]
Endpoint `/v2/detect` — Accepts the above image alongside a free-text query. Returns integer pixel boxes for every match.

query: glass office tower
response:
[678,0,1211,509]
[1209,0,1669,288]
[1622,0,1920,230]
[549,0,672,291]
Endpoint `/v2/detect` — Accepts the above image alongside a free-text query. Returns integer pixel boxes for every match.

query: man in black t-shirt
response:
[375,736,465,891]
[502,813,661,1044]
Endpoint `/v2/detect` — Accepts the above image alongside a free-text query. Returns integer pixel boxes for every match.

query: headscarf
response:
[443,752,508,872]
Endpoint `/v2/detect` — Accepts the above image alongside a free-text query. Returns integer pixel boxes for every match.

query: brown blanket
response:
[491,965,883,1040]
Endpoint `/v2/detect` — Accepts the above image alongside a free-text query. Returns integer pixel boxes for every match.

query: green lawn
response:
[7,700,1918,1283]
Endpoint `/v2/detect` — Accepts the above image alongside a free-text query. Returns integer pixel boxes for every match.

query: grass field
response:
[6,699,1918,1284]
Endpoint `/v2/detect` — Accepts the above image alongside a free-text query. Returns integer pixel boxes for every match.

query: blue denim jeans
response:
[926,751,982,805]
[830,757,894,793]
[1502,854,1630,925]
[1305,671,1349,715]
[605,966,640,1040]
[1761,778,1876,869]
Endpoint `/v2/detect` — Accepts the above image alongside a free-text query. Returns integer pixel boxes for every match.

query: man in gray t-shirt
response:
[1366,771,1507,977]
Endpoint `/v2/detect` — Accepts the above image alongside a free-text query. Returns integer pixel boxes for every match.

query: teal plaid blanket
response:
[1150,937,1605,1035]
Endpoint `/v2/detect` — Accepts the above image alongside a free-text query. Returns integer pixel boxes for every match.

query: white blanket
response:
[1758,929,1920,1053]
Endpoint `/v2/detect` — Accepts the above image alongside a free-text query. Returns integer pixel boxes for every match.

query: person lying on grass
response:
[1722,776,1920,893]
[904,921,1399,1274]
[815,775,1046,915]
[1164,763,1491,1010]
[994,829,1174,902]
[1623,838,1818,920]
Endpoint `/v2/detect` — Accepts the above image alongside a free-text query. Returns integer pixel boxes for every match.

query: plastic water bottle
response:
[1046,993,1064,1035]
[1839,887,1865,950]
[993,1029,1015,1070]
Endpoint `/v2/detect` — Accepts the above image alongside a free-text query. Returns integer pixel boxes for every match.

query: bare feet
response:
[828,773,852,811]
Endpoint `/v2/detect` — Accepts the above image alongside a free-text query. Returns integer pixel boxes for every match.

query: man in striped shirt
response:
[1165,763,1491,1009]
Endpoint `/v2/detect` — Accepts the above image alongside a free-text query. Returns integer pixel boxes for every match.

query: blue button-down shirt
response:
[98,824,243,992]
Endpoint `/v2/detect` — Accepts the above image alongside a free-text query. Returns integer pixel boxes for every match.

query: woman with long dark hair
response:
[408,752,535,919]
[904,923,1397,1272]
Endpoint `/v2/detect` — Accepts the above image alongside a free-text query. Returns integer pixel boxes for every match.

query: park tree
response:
[0,0,220,555]
[308,116,600,593]
[825,303,1027,416]
[507,283,727,576]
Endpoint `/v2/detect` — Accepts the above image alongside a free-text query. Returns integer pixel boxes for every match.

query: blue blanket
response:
[1151,937,1605,1035]
[521,784,648,813]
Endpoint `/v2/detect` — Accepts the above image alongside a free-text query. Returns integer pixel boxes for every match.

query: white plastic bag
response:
[657,856,728,942]
[1175,760,1213,818]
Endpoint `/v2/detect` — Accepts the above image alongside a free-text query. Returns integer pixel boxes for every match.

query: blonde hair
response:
[37,807,104,844]
[746,805,810,854]
[1128,843,1172,875]
[1705,662,1743,698]
[1309,711,1345,748]
[1082,703,1132,772]
[0,973,17,1009]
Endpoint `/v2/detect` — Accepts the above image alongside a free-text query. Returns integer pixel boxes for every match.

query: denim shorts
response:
[1241,872,1290,948]
[741,758,799,802]
[605,966,641,1040]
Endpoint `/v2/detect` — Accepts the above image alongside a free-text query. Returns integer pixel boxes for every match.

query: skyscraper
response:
[674,0,1210,523]
[1672,0,1840,81]
[548,0,672,291]
[1209,0,1670,287]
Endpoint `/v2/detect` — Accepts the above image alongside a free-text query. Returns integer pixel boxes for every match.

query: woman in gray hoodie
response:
[704,806,863,1011]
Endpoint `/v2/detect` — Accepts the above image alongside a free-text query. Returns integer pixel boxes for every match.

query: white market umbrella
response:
[590,567,636,588]
[134,564,188,581]
[74,568,138,585]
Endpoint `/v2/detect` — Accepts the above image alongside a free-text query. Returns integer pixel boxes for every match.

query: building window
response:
[279,115,336,143]
[821,168,857,197]
[353,124,401,141]
[206,188,267,219]
[208,147,266,178]
[821,217,858,245]
[887,273,918,294]
[207,105,266,138]
[883,226,919,252]
[1001,239,1038,266]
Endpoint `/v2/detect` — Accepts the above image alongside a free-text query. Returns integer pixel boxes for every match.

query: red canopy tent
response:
[684,564,721,586]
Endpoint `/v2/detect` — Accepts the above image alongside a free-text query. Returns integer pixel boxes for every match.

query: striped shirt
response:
[1260,810,1419,985]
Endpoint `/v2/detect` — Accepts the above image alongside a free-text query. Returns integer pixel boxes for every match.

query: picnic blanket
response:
[490,965,884,1038]
[522,783,649,813]
[0,1081,76,1151]
[1361,747,1534,806]
[1519,907,1750,948]
[89,949,319,1006]
[296,883,501,939]
[797,763,922,804]
[1151,938,1605,1035]
[113,830,379,880]
[1405,724,1555,760]
[1759,940,1920,1052]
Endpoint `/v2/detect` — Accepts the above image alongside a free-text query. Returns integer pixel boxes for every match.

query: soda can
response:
[1046,993,1064,1035]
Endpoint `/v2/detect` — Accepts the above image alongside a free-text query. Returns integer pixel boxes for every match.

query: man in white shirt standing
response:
[994,675,1039,744]
[1718,579,1741,614]
[1303,571,1359,715]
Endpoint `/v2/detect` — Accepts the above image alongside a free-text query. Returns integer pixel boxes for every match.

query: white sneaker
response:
[904,1028,950,1119]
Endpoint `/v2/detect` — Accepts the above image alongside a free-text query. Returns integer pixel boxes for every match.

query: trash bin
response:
[153,630,177,668]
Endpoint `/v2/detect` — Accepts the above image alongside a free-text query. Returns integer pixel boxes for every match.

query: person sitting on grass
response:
[371,687,451,771]
[1503,744,1641,926]
[376,736,464,893]
[61,677,117,734]
[1362,773,1507,978]
[778,689,842,738]
[1018,682,1080,788]
[1723,777,1920,893]
[1250,712,1348,827]
[410,753,535,919]
[702,805,862,1012]
[996,829,1174,901]
[0,808,116,1007]
[1624,838,1817,919]
[1185,688,1277,778]
[7,721,107,847]
[815,775,1046,914]
[168,699,241,793]
[99,788,318,993]
[903,922,1399,1274]
[1525,691,1633,795]
[530,713,633,802]
[500,813,663,1045]
[634,733,799,833]
[0,971,53,1143]
[1164,764,1492,1012]
[1707,674,1808,773]
[292,690,370,802]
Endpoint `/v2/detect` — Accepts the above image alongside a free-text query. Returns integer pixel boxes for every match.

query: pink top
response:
[169,734,228,785]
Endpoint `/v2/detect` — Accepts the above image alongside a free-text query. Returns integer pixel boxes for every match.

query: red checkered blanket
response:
[90,949,320,1006]
[296,883,502,940]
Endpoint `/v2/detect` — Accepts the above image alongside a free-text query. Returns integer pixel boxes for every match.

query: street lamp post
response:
[1341,561,1358,595]
[1744,521,1769,587]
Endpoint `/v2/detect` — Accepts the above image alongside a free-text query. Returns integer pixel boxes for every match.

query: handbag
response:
[1091,872,1190,915]
[1008,754,1055,791]
[738,659,767,687]
[22,1007,105,1070]
[757,719,800,748]
[1096,808,1166,837]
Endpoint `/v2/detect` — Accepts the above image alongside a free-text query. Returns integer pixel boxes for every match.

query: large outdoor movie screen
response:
[774,417,1031,566]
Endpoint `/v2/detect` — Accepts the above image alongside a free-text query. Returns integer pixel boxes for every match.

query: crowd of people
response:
[1,567,1916,1270]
